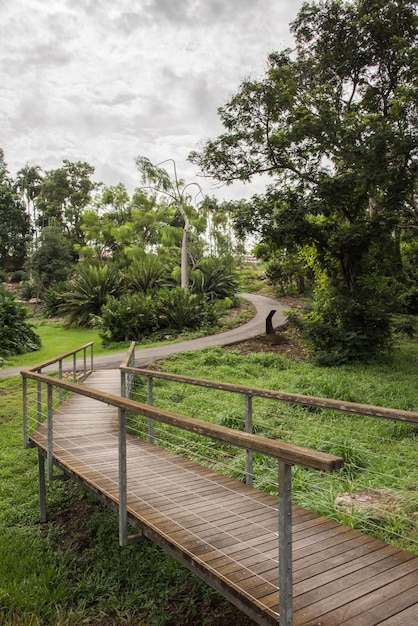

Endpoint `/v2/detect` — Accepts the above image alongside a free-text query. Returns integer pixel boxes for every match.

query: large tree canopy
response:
[191,0,418,363]
[35,160,98,250]
[0,150,31,266]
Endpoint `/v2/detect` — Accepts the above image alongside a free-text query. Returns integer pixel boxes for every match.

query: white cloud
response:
[0,0,304,199]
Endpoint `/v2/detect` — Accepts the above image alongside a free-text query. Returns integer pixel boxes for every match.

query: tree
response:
[29,225,73,291]
[135,157,203,289]
[191,0,418,363]
[35,160,98,251]
[81,184,174,262]
[15,164,43,249]
[0,150,31,267]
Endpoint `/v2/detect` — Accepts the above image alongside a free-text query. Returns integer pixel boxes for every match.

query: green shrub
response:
[42,282,69,317]
[10,269,29,283]
[191,257,239,300]
[97,293,158,343]
[126,253,169,294]
[60,265,122,327]
[20,282,35,301]
[289,280,393,366]
[156,287,208,330]
[0,287,41,356]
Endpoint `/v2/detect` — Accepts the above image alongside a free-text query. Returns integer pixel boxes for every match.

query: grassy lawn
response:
[1,327,417,625]
[2,323,129,369]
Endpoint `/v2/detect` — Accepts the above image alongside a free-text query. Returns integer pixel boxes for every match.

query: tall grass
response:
[130,342,418,555]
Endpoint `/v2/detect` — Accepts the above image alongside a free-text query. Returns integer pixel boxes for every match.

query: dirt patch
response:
[335,489,417,521]
[225,326,307,362]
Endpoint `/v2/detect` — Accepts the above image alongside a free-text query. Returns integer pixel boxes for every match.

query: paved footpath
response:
[0,293,289,378]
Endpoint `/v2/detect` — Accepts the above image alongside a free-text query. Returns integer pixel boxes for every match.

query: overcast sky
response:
[1,0,304,201]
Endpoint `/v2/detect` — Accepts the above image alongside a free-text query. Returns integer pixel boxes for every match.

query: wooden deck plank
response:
[29,369,418,626]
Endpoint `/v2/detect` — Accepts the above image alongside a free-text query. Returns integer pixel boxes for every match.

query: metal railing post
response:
[38,451,47,522]
[121,371,127,398]
[23,376,28,448]
[146,376,154,444]
[73,353,77,383]
[278,460,293,626]
[90,343,94,373]
[118,407,128,546]
[47,383,54,480]
[58,359,63,402]
[83,347,87,379]
[37,380,42,426]
[245,394,253,486]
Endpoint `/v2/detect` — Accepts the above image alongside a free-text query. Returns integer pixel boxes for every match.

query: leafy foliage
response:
[97,286,214,344]
[156,287,210,330]
[289,278,394,365]
[60,264,123,327]
[0,287,41,356]
[35,160,98,250]
[97,293,158,342]
[0,150,31,265]
[29,226,73,290]
[191,0,418,364]
[126,252,169,293]
[191,257,239,300]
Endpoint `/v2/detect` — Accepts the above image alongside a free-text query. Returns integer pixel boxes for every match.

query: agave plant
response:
[60,264,122,327]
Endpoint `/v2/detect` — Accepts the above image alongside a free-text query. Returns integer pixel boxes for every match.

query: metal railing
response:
[22,347,344,626]
[23,342,94,450]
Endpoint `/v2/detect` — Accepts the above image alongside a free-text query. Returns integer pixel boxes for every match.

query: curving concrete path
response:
[0,293,289,378]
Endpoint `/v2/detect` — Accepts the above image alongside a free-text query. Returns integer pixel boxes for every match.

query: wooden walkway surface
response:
[29,370,418,626]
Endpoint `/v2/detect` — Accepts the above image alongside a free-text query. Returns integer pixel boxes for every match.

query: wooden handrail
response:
[124,366,418,425]
[25,342,94,372]
[21,369,343,472]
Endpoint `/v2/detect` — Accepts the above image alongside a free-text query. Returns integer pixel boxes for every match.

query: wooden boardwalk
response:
[28,370,418,626]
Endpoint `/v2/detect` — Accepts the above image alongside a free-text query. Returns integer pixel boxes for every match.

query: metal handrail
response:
[23,342,94,449]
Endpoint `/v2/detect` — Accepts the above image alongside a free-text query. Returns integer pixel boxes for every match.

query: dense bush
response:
[97,293,158,343]
[42,282,70,317]
[0,287,41,356]
[97,287,216,344]
[29,226,73,290]
[156,287,210,330]
[126,253,169,294]
[289,280,393,366]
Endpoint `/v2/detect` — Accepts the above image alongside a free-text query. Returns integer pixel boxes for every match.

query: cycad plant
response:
[126,253,168,294]
[191,257,239,300]
[60,264,122,327]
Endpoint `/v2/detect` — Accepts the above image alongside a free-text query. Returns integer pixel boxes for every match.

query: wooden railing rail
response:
[22,366,344,626]
[22,369,343,471]
[124,364,418,424]
[25,342,94,376]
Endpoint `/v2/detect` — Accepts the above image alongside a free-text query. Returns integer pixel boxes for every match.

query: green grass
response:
[2,322,130,368]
